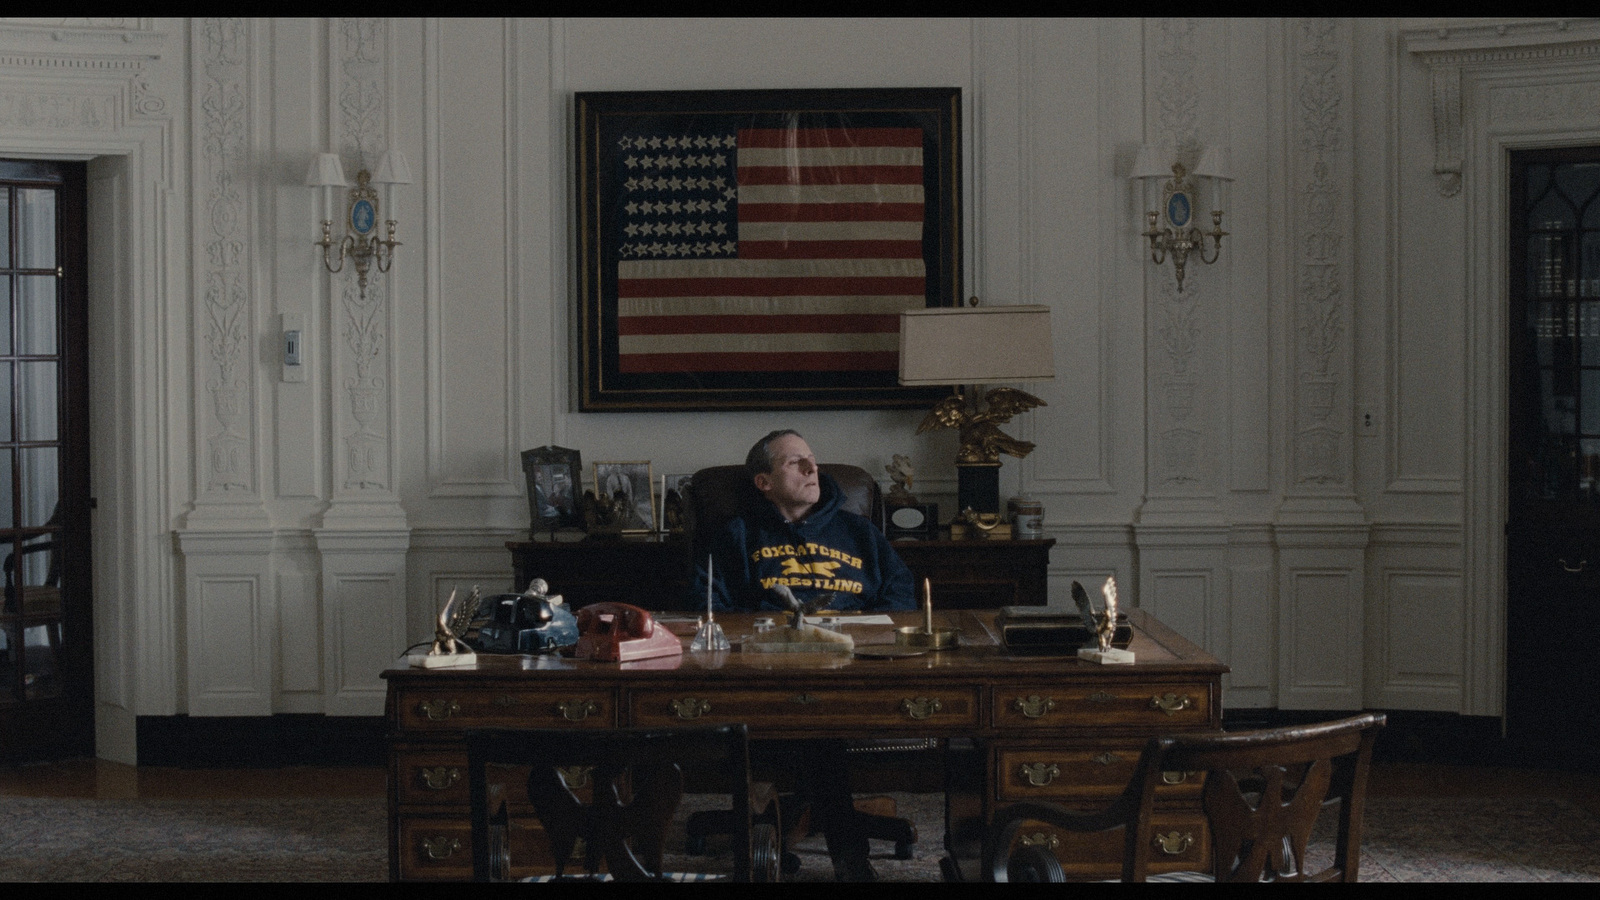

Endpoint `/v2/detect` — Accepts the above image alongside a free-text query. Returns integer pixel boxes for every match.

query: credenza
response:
[382,608,1226,881]
[506,534,1055,610]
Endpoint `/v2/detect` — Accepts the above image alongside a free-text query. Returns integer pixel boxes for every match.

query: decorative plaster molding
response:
[1154,17,1199,156]
[335,16,393,496]
[197,17,255,496]
[1405,18,1600,197]
[1489,81,1600,127]
[0,19,163,53]
[1149,18,1209,491]
[1289,18,1351,490]
[0,31,168,125]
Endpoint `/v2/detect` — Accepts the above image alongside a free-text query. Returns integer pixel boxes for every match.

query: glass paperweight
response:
[690,616,730,652]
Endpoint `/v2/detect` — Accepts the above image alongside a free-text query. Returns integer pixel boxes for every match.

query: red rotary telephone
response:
[572,602,684,663]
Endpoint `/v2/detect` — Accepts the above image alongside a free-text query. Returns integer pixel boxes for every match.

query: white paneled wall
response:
[6,17,1581,760]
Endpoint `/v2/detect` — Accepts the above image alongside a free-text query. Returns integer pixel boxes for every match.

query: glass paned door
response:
[1507,148,1600,752]
[0,160,90,762]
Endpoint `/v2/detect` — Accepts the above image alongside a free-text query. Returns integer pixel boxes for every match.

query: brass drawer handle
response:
[900,697,943,720]
[1161,770,1195,785]
[1560,557,1587,573]
[418,699,460,721]
[557,699,601,721]
[423,836,461,860]
[1013,695,1057,719]
[1153,830,1194,855]
[1019,831,1060,851]
[670,697,712,720]
[1150,693,1193,715]
[419,766,460,791]
[1020,762,1060,787]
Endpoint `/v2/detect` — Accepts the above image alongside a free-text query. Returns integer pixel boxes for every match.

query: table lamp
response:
[898,300,1055,518]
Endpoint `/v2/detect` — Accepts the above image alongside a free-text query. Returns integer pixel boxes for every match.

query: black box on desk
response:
[995,606,1131,654]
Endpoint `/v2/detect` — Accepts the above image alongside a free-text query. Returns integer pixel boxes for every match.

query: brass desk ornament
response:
[897,577,958,649]
[1077,575,1135,665]
[408,585,482,668]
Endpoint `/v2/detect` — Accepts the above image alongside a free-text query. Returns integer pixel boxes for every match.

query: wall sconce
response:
[1130,144,1232,293]
[305,150,412,299]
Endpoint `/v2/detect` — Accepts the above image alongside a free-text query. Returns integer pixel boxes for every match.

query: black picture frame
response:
[574,87,963,411]
[521,445,583,536]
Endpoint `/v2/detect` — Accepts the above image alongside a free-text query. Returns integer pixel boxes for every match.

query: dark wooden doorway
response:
[1506,147,1600,753]
[0,159,92,763]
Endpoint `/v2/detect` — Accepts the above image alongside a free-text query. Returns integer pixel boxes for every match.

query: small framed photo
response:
[521,445,583,536]
[661,473,694,533]
[593,461,656,533]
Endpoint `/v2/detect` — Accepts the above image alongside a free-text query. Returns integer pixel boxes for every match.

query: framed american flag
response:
[574,88,962,411]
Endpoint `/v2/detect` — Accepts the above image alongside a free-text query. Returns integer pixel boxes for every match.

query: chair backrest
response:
[466,724,757,882]
[991,712,1386,883]
[682,463,883,563]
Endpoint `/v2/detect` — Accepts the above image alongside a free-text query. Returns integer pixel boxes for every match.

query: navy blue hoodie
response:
[691,472,915,613]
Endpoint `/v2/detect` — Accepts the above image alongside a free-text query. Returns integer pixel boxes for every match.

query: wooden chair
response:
[988,713,1386,883]
[681,464,919,875]
[466,724,780,882]
[2,529,65,666]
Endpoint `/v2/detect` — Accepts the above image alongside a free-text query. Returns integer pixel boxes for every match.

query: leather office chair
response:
[988,713,1387,883]
[681,464,919,874]
[466,723,780,882]
[681,463,883,564]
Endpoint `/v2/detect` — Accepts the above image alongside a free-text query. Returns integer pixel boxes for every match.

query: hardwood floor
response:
[5,758,1600,818]
[0,758,386,800]
[1369,761,1600,818]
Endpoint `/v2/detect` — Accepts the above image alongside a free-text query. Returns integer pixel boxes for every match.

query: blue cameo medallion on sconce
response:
[350,198,377,236]
[1166,191,1191,229]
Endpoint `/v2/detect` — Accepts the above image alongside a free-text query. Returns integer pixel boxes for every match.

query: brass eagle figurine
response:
[915,386,1047,465]
[430,585,482,656]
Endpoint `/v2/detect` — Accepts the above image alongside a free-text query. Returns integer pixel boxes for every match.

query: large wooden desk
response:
[506,535,1056,610]
[382,608,1225,881]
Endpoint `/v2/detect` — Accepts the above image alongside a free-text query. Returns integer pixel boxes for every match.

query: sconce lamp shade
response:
[1193,146,1233,181]
[305,153,349,188]
[371,150,413,185]
[898,305,1055,386]
[1130,143,1169,181]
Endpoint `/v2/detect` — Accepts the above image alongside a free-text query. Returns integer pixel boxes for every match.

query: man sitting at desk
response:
[693,429,915,614]
[691,429,914,882]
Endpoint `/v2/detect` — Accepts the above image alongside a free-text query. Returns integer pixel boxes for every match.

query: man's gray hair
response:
[746,429,802,480]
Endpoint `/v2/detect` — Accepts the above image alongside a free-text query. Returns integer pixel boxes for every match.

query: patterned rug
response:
[3,794,1598,881]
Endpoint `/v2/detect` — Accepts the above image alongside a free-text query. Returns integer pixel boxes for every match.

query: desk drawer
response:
[395,749,471,806]
[628,686,980,731]
[1004,812,1210,880]
[397,814,563,881]
[992,682,1213,730]
[396,689,618,732]
[397,815,475,880]
[994,743,1203,802]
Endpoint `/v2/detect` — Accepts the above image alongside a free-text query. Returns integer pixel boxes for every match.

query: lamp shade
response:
[305,152,348,187]
[1193,146,1233,181]
[371,150,413,185]
[898,305,1055,386]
